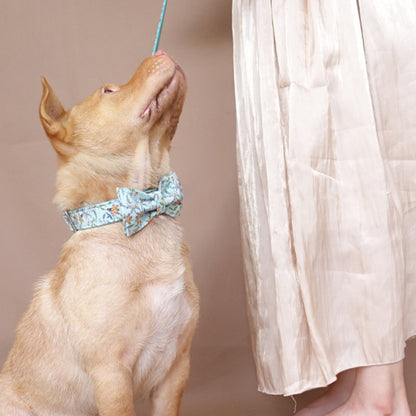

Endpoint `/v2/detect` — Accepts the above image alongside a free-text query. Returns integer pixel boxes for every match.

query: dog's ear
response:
[39,77,66,140]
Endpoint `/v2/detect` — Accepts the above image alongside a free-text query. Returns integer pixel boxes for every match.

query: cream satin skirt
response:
[232,0,416,395]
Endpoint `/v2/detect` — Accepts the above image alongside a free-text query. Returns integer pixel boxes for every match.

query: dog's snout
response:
[148,56,176,77]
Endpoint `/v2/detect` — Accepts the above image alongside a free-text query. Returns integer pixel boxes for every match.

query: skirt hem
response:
[256,336,416,397]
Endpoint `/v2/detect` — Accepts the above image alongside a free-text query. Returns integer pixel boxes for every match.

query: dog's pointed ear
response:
[39,77,66,140]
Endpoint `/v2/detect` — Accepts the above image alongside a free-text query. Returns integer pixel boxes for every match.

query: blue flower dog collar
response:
[62,172,183,237]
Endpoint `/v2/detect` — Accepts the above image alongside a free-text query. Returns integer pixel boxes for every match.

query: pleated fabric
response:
[232,0,416,395]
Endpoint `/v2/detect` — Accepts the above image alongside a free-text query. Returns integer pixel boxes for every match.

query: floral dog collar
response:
[62,172,183,237]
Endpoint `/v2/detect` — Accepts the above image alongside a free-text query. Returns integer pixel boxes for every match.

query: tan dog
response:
[0,51,199,416]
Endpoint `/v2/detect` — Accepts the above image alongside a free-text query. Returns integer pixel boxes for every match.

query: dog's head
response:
[39,52,186,210]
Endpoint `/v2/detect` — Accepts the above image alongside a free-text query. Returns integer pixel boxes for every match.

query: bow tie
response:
[62,172,183,237]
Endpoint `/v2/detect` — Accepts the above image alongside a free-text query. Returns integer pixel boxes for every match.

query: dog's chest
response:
[133,278,192,393]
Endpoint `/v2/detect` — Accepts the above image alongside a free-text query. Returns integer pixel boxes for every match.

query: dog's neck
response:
[128,139,153,190]
[53,151,170,211]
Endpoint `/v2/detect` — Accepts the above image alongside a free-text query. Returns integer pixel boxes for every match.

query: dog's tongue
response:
[154,50,167,56]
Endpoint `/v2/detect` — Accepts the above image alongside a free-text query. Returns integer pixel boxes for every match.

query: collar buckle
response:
[62,210,77,233]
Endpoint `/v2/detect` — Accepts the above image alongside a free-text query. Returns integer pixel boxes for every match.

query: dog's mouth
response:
[140,65,185,122]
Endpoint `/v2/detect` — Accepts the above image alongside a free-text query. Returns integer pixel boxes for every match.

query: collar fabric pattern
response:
[62,172,183,237]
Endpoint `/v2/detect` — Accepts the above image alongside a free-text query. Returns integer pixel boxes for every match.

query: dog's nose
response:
[154,50,167,57]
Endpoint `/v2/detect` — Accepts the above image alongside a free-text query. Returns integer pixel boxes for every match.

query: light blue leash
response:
[152,0,169,55]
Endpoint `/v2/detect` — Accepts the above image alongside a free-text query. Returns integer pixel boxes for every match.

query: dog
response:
[0,50,199,416]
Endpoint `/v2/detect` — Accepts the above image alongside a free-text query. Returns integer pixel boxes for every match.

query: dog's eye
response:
[102,86,119,94]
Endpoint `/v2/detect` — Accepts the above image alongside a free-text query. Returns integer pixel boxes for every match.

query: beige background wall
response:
[0,1,414,414]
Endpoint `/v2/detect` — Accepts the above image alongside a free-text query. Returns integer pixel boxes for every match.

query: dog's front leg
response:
[150,350,190,416]
[150,311,198,416]
[91,365,135,416]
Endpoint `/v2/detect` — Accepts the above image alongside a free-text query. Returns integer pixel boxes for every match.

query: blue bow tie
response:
[62,172,183,237]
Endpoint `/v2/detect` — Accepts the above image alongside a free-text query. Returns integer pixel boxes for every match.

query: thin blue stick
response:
[152,0,168,55]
